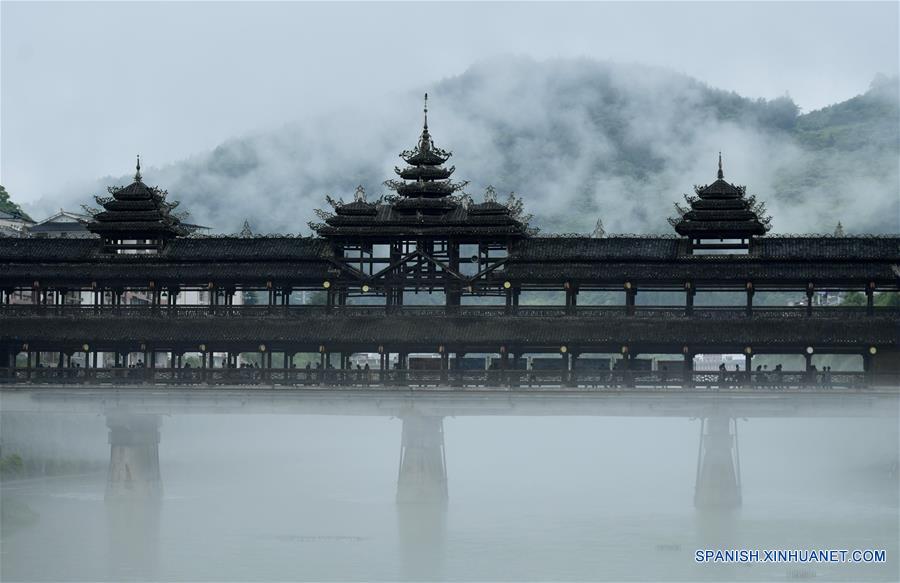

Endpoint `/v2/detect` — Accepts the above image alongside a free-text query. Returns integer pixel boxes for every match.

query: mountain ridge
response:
[15,57,900,236]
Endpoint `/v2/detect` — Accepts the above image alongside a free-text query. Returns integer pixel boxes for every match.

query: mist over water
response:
[1,394,897,581]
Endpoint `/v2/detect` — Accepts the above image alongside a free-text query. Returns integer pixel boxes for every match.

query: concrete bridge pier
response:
[396,416,448,505]
[694,417,742,510]
[105,413,163,501]
[396,415,448,579]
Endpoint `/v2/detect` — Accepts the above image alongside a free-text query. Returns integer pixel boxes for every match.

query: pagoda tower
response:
[671,154,771,253]
[312,94,531,308]
[88,156,187,253]
[383,93,467,214]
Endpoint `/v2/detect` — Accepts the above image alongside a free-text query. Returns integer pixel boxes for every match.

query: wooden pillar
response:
[625,283,636,316]
[745,283,754,317]
[685,283,695,316]
[569,352,579,387]
[866,283,875,316]
[622,349,632,387]
[863,351,872,387]
[683,349,693,388]
[398,352,408,386]
[806,283,814,316]
[744,352,752,385]
[564,283,578,315]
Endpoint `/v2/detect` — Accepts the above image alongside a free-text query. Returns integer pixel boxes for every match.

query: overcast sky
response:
[2,1,897,206]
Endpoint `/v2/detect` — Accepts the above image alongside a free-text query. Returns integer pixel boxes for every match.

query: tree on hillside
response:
[0,185,32,220]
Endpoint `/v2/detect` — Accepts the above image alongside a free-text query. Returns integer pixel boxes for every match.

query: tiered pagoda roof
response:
[671,154,771,240]
[314,95,530,240]
[87,156,188,242]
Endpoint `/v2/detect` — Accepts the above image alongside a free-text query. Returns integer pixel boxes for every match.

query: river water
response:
[1,399,897,581]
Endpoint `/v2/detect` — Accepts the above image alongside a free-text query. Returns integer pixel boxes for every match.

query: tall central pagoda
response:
[385,93,466,205]
[313,94,530,242]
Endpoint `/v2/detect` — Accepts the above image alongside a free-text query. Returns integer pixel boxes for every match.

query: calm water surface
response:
[1,400,897,581]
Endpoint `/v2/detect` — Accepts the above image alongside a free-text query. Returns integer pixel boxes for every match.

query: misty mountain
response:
[28,57,900,235]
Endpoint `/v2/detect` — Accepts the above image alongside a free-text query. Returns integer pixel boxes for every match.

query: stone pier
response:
[397,416,448,504]
[694,417,742,509]
[105,413,163,501]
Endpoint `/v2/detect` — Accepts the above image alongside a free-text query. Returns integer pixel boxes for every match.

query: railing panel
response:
[0,367,888,391]
[0,304,896,320]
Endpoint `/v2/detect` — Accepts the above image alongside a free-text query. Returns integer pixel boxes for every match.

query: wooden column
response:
[806,283,814,316]
[683,349,693,388]
[439,349,448,385]
[866,283,875,316]
[862,351,872,387]
[625,283,636,316]
[569,352,579,387]
[745,283,754,317]
[685,283,695,316]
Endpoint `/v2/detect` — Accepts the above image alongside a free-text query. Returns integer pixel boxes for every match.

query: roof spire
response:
[135,154,142,182]
[423,92,428,130]
[717,152,724,180]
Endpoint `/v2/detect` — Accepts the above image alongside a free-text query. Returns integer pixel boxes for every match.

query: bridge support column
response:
[564,284,578,316]
[452,352,464,387]
[106,414,162,501]
[694,417,741,510]
[625,283,636,316]
[683,350,694,388]
[568,352,579,387]
[398,352,408,386]
[439,351,448,385]
[685,282,695,316]
[397,416,448,504]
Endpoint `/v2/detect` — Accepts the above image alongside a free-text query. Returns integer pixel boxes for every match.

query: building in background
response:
[27,210,93,238]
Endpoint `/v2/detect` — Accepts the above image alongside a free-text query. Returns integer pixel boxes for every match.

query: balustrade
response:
[0,303,894,320]
[0,366,883,390]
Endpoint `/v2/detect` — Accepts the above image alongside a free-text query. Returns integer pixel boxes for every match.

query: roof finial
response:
[423,92,429,130]
[717,151,724,180]
[135,154,142,181]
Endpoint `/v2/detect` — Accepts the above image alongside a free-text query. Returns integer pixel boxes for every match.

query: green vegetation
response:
[841,291,900,307]
[0,184,32,220]
[0,454,25,479]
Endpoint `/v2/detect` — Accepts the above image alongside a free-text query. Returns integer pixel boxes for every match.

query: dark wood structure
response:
[1,98,898,388]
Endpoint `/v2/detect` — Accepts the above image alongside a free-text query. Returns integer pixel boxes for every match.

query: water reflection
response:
[0,390,896,581]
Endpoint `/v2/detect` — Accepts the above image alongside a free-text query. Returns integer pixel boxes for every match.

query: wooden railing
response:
[0,304,894,320]
[0,366,887,391]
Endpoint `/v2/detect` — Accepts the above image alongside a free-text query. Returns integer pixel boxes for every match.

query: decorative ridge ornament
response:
[135,154,142,182]
[717,152,723,180]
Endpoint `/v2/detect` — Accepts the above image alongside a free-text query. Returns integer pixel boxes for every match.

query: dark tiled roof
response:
[757,237,900,260]
[510,238,681,261]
